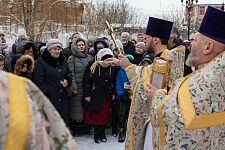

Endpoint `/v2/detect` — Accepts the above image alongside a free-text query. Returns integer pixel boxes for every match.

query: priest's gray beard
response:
[186,53,195,67]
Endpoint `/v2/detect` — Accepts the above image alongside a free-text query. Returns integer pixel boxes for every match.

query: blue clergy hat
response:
[199,6,225,44]
[145,17,173,40]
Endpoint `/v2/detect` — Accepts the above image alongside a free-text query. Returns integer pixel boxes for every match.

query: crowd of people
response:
[1,5,225,150]
[0,30,170,144]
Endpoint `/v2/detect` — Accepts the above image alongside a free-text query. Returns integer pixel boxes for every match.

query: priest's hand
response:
[84,96,91,102]
[145,83,157,101]
[104,57,120,67]
[118,54,131,68]
[105,54,131,68]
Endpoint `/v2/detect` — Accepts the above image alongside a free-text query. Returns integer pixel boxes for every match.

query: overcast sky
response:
[124,0,224,24]
[128,0,224,10]
[128,0,224,12]
[91,0,225,25]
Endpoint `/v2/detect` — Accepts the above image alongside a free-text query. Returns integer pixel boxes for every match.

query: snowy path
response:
[74,129,125,150]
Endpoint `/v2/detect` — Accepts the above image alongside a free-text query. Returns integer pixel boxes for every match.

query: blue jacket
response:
[116,68,129,100]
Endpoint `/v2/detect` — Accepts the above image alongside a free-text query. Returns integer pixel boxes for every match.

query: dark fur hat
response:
[14,55,35,75]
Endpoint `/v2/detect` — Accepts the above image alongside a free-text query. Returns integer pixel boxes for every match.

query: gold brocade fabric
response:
[152,64,169,74]
[5,74,30,150]
[151,51,225,149]
[125,65,151,150]
[0,71,78,150]
[124,47,185,150]
[179,77,225,130]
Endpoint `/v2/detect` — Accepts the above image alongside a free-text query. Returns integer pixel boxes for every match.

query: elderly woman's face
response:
[49,47,62,58]
[135,44,145,54]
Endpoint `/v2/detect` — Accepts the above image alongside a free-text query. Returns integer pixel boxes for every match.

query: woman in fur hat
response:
[14,54,34,79]
[10,41,38,73]
[33,39,72,126]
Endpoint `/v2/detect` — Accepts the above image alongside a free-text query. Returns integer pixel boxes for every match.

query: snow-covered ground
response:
[74,129,125,150]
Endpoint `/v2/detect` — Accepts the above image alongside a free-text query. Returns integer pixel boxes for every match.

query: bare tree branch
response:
[0,9,23,26]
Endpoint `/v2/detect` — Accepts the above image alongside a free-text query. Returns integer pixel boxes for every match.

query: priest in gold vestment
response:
[144,6,225,150]
[106,17,186,150]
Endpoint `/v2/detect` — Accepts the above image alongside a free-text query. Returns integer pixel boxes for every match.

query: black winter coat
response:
[83,60,116,112]
[33,49,72,125]
[123,41,135,56]
[133,53,144,65]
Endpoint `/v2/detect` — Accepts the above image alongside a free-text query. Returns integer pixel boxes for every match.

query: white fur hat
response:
[96,48,114,61]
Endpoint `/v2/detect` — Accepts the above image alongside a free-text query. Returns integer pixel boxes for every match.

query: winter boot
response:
[118,128,125,143]
[84,124,92,135]
[72,121,83,136]
[100,126,107,142]
[94,126,101,144]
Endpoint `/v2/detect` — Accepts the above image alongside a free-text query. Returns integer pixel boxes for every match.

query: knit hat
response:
[140,55,153,65]
[96,48,114,61]
[198,6,225,44]
[0,54,5,60]
[46,39,63,50]
[126,54,134,62]
[146,17,173,40]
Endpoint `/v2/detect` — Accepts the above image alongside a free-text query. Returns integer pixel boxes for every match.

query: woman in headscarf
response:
[67,38,92,136]
[83,48,116,143]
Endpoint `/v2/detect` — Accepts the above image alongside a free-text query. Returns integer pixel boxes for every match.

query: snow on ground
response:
[74,128,125,150]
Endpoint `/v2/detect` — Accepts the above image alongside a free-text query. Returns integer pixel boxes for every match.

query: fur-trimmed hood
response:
[14,54,35,75]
